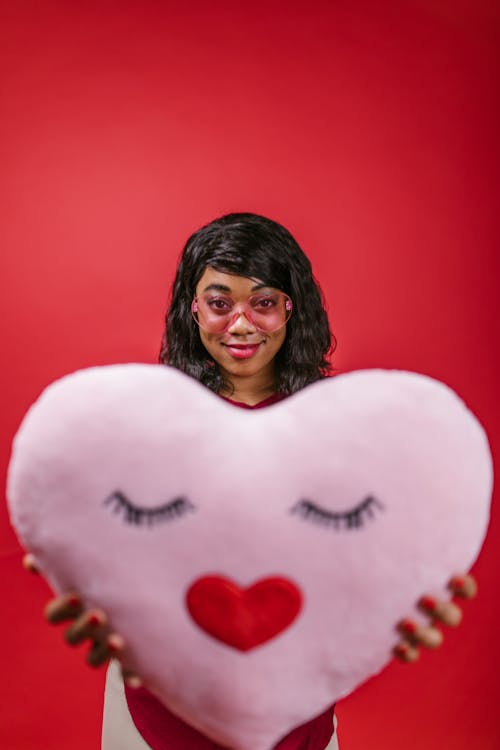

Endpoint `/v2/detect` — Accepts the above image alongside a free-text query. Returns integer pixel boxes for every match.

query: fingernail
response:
[68,595,81,608]
[420,595,438,612]
[87,613,103,627]
[401,619,418,636]
[451,576,466,590]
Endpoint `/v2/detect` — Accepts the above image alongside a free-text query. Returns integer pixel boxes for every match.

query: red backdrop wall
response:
[1,2,499,748]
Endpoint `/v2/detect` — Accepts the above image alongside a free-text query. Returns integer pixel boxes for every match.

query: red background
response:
[1,2,499,748]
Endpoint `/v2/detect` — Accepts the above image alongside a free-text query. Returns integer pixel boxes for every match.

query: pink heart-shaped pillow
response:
[7,365,492,750]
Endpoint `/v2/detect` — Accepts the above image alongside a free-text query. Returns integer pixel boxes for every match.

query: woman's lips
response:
[223,342,262,359]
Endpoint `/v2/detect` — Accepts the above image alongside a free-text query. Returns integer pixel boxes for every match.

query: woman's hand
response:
[393,574,478,662]
[23,553,142,686]
[24,553,477,669]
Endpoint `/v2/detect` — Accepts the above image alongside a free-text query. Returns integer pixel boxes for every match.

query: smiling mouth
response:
[223,342,263,359]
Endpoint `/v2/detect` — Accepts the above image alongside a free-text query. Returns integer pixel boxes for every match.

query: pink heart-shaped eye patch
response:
[7,365,492,750]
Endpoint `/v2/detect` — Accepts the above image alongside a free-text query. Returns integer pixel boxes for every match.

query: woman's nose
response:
[227,310,257,334]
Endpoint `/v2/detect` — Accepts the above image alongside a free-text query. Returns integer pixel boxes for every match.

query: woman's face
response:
[194,268,287,385]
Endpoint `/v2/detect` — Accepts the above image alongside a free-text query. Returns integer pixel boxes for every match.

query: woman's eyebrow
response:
[251,283,273,291]
[202,283,232,293]
[201,282,274,293]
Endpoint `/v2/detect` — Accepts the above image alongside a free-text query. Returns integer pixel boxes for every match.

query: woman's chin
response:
[219,351,275,380]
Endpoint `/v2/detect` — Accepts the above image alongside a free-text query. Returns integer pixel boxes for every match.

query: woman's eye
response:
[207,298,232,312]
[253,296,277,310]
[104,491,195,527]
[291,496,383,530]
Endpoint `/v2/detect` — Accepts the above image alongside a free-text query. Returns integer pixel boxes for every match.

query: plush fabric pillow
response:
[7,365,492,750]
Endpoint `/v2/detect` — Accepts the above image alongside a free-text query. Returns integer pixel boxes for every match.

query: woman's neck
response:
[219,371,277,406]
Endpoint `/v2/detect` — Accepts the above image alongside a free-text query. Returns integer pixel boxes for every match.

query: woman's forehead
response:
[196,267,274,295]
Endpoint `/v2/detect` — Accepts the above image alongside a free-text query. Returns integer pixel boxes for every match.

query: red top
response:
[125,392,335,750]
[218,393,287,409]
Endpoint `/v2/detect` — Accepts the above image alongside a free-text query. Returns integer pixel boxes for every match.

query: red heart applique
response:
[186,575,303,651]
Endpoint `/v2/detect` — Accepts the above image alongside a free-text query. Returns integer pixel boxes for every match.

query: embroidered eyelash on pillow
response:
[7,365,493,750]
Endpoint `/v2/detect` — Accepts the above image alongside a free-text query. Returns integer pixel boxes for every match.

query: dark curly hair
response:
[159,212,335,395]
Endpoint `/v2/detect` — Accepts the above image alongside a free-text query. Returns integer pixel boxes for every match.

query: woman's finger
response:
[45,593,84,623]
[397,619,443,649]
[22,553,40,573]
[86,638,113,668]
[106,633,126,657]
[86,632,125,668]
[64,609,108,645]
[418,595,462,627]
[393,640,420,663]
[121,667,143,689]
[448,574,477,599]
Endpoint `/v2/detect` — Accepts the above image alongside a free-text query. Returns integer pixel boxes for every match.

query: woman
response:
[35,213,476,750]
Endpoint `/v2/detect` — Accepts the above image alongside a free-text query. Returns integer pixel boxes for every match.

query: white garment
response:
[102,661,152,750]
[102,661,339,750]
